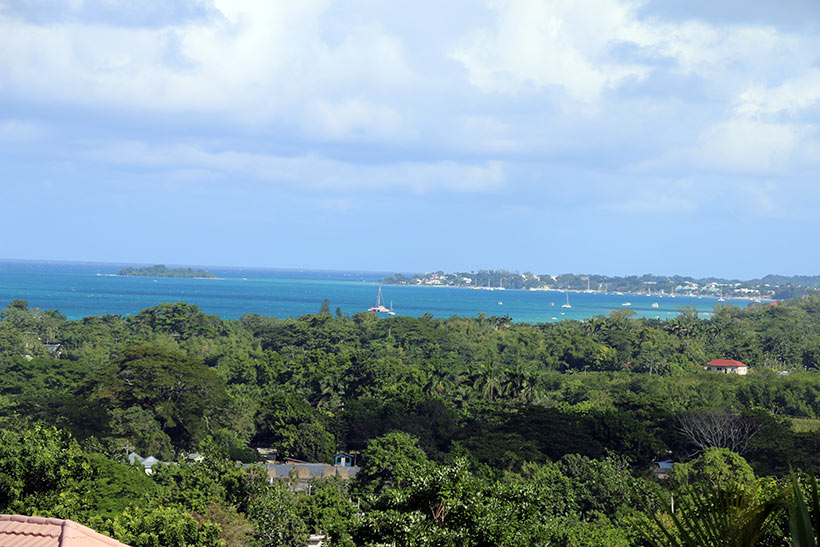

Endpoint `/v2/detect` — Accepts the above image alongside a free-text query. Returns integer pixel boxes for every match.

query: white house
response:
[704,359,749,375]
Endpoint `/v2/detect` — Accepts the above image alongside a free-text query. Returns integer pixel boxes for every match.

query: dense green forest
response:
[5,296,820,545]
[117,264,217,278]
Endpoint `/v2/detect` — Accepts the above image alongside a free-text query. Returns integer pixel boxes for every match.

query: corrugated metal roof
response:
[263,463,360,478]
[0,515,130,547]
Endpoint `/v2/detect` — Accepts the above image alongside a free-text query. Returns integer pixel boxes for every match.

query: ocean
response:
[0,260,734,323]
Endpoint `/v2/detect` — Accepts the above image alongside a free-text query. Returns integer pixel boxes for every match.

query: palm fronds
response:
[644,484,787,547]
[789,468,820,547]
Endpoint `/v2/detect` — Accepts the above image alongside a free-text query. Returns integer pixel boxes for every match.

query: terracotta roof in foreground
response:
[706,359,748,368]
[0,515,130,547]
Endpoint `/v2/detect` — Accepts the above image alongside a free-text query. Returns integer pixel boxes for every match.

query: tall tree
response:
[97,345,229,449]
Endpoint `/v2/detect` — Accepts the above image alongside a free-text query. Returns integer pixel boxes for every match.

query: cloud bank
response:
[2,0,820,273]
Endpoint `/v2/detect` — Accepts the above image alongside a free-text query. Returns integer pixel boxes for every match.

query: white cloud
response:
[304,99,402,140]
[82,140,506,194]
[450,0,649,104]
[693,119,804,174]
[598,178,697,215]
[640,22,795,81]
[449,0,820,120]
[734,68,820,119]
[4,0,820,184]
[0,1,417,123]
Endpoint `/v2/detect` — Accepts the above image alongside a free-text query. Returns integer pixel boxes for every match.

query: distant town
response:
[383,270,820,300]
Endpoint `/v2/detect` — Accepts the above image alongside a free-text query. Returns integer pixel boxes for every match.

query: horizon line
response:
[1,257,815,283]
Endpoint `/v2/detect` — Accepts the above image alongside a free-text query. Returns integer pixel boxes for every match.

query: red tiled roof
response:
[0,515,130,547]
[706,359,748,368]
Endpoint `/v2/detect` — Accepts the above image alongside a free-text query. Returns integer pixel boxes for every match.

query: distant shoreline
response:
[381,283,770,302]
[2,261,777,322]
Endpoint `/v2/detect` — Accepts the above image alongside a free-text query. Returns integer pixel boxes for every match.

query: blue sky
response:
[2,0,820,278]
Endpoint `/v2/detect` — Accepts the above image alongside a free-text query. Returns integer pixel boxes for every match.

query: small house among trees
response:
[704,359,749,375]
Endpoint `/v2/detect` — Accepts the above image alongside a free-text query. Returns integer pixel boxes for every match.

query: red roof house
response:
[0,515,130,547]
[704,359,749,375]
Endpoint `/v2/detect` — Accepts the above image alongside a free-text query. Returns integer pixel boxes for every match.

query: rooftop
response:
[706,359,748,368]
[0,515,130,547]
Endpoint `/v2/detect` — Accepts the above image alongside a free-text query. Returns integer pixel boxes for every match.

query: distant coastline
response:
[380,282,769,303]
[116,264,217,279]
[381,270,809,300]
[0,260,777,322]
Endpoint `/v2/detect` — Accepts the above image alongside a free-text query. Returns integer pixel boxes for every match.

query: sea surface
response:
[0,260,740,323]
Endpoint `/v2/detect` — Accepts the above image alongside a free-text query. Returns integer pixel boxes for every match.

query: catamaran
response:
[561,292,572,309]
[368,283,394,314]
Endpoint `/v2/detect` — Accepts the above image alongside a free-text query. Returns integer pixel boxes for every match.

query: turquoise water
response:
[0,260,736,323]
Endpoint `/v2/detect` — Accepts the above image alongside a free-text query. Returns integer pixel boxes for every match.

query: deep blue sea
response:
[0,260,739,323]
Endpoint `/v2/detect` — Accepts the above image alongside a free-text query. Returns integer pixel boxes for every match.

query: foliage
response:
[644,483,788,547]
[96,345,229,449]
[670,448,757,494]
[247,473,309,547]
[5,298,820,543]
[353,431,432,496]
[97,504,224,547]
[117,265,216,278]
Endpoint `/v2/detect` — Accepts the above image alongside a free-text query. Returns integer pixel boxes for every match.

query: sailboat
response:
[368,283,392,313]
[561,292,572,309]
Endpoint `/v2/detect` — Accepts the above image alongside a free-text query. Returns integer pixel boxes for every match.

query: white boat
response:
[622,302,631,306]
[561,292,572,309]
[368,283,392,314]
[651,302,659,308]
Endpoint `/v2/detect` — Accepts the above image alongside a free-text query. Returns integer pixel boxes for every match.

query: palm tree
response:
[424,363,453,397]
[471,362,506,402]
[789,470,820,547]
[644,484,787,547]
[504,364,543,404]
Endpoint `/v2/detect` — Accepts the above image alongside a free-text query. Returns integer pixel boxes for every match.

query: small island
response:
[117,264,217,279]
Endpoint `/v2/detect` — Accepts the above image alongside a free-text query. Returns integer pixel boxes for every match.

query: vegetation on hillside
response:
[4,295,820,544]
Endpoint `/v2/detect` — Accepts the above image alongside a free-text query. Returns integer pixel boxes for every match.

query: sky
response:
[2,0,820,279]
